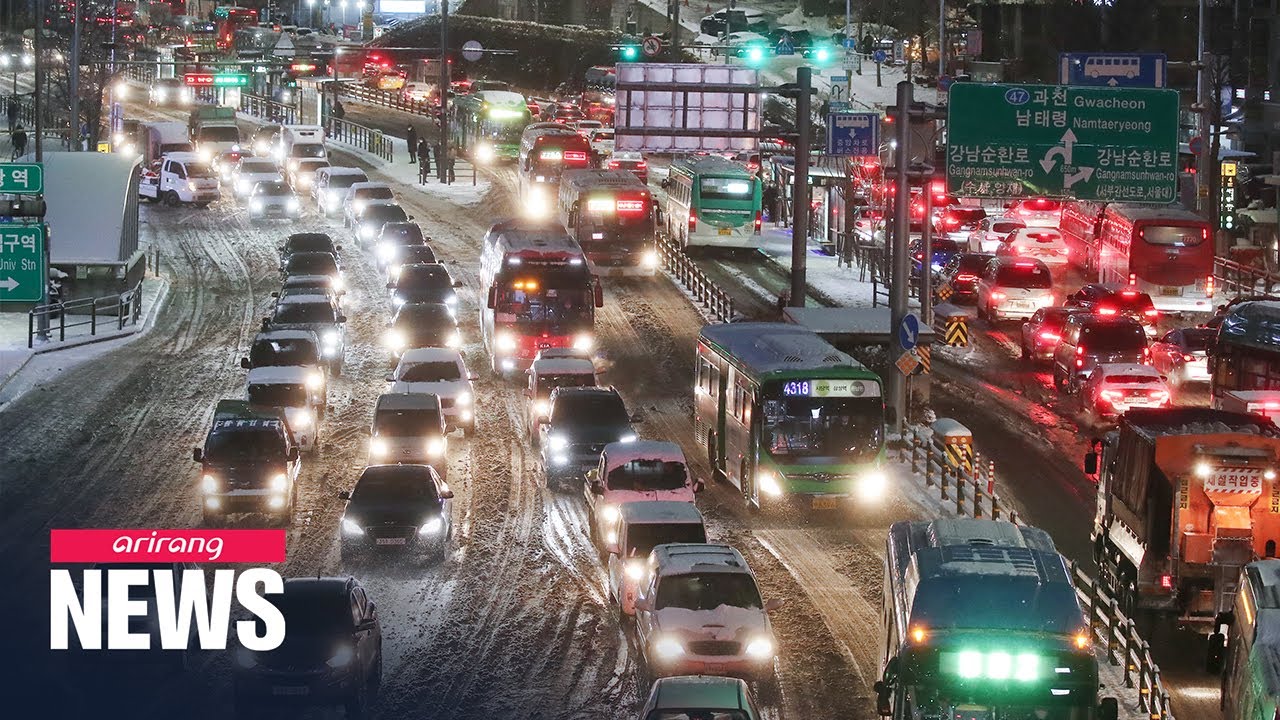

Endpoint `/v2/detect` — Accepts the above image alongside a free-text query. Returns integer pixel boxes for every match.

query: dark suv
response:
[233,577,383,718]
[1051,315,1149,393]
[1065,283,1160,336]
[538,386,639,483]
[193,400,301,525]
[933,252,994,303]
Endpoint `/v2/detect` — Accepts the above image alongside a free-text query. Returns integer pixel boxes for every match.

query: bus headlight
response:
[573,334,594,352]
[858,470,888,501]
[757,470,783,497]
[305,371,324,390]
[446,331,462,348]
[370,438,388,459]
[548,434,568,451]
[534,400,549,416]
[496,332,517,352]
[641,249,660,269]
[269,473,289,492]
[201,474,219,493]
[744,636,775,659]
[426,437,446,458]
[475,143,495,163]
[600,504,620,524]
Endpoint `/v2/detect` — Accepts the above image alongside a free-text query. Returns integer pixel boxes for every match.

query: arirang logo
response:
[112,530,225,560]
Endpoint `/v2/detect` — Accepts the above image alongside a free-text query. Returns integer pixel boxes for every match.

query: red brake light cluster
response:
[1159,574,1173,590]
[754,211,762,234]
[1097,307,1118,316]
[616,199,646,213]
[563,150,588,163]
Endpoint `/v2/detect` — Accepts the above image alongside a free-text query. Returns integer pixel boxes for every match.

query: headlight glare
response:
[496,332,517,352]
[326,645,354,668]
[269,473,289,492]
[653,635,684,659]
[456,392,472,407]
[370,438,388,458]
[572,334,594,352]
[426,437,446,457]
[858,470,888,501]
[624,560,645,580]
[419,516,444,536]
[548,434,568,451]
[341,517,364,536]
[758,470,784,497]
[745,636,775,659]
[201,474,219,493]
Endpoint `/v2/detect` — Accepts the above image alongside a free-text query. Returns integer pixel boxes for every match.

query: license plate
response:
[718,227,733,236]
[1161,286,1181,296]
[272,686,309,696]
[811,496,839,510]
[376,537,406,546]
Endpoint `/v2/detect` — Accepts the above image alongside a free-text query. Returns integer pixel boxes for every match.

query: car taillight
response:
[1183,354,1195,362]
[1097,307,1117,316]
[1076,345,1085,368]
[1144,309,1159,318]
[688,213,696,231]
[754,211,762,234]
[1128,273,1137,285]
[915,253,924,260]
[1038,331,1060,342]
[1100,389,1122,402]
[607,160,620,169]
[1151,389,1171,404]
[636,161,647,169]
[1159,574,1173,590]
[1206,274,1216,298]
[956,273,977,282]
[990,291,1006,302]
[1143,347,1152,364]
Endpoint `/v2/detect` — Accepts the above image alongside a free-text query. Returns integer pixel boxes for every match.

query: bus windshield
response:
[1142,225,1205,247]
[496,271,593,331]
[761,387,883,461]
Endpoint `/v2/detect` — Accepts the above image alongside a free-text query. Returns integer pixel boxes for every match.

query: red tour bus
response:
[215,6,259,50]
[479,220,605,376]
[556,169,659,277]
[518,127,592,216]
[1058,199,1106,276]
[1096,203,1215,315]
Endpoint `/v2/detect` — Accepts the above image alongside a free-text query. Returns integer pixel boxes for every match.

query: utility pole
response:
[69,0,81,151]
[920,185,933,324]
[844,0,853,97]
[438,0,450,184]
[790,66,812,307]
[34,0,43,161]
[888,80,912,428]
[937,0,945,78]
[668,0,679,58]
[1195,0,1211,219]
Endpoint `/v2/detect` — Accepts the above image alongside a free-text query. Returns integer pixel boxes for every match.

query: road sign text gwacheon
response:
[946,83,1179,202]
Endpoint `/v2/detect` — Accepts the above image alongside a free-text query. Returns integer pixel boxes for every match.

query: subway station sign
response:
[184,73,250,87]
[946,83,1179,201]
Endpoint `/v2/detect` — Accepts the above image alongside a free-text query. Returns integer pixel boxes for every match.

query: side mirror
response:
[629,412,643,423]
[287,447,300,461]
[873,680,893,716]
[336,315,347,323]
[634,596,653,612]
[585,468,599,481]
[240,357,251,369]
[337,490,351,500]
[192,447,203,463]
[764,598,785,612]
[1084,451,1099,475]
[439,488,455,499]
[693,479,705,494]
[384,373,395,382]
[261,318,271,331]
[590,480,605,495]
[452,280,463,288]
[487,287,497,309]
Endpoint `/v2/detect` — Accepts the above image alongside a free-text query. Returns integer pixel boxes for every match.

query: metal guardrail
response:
[27,280,145,349]
[122,64,154,84]
[335,82,438,118]
[326,115,393,163]
[903,426,1175,720]
[656,232,735,323]
[1214,256,1280,296]
[841,231,890,307]
[239,92,299,125]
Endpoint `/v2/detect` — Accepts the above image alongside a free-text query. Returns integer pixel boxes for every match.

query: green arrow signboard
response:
[946,83,1179,201]
[0,163,44,194]
[0,223,45,303]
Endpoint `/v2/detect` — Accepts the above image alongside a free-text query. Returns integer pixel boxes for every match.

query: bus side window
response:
[709,364,720,398]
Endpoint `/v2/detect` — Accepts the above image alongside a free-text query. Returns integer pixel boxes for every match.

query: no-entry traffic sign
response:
[0,224,45,303]
[641,36,663,58]
[946,83,1179,202]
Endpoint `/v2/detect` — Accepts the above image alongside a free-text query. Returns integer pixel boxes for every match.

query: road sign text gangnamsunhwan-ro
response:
[946,83,1179,202]
[0,224,45,303]
[0,163,43,194]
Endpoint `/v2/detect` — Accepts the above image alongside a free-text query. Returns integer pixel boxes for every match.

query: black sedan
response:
[388,262,462,309]
[280,232,340,269]
[385,301,462,358]
[338,464,454,560]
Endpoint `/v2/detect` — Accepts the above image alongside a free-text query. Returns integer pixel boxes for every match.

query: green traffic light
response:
[746,45,766,66]
[814,46,831,63]
[621,45,639,61]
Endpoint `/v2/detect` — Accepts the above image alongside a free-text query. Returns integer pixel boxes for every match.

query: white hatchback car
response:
[1079,363,1171,418]
[634,544,783,683]
[387,348,477,436]
[997,227,1071,268]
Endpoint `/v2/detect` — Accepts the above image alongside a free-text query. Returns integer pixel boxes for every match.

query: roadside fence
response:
[841,230,890,307]
[27,279,144,349]
[1214,256,1280,296]
[656,232,735,324]
[238,93,299,125]
[902,424,1175,720]
[326,115,393,163]
[336,82,437,119]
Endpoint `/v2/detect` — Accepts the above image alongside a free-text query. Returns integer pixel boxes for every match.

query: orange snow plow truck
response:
[1086,408,1280,669]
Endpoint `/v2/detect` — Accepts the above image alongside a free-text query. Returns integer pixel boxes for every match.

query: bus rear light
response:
[1128,273,1136,285]
[754,211,762,234]
[1144,309,1159,318]
[616,199,646,213]
[1159,574,1173,590]
[1206,274,1216,298]
[688,213,696,231]
[1202,228,1211,242]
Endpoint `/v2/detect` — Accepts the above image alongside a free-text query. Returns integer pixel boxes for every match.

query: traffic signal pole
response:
[438,0,450,184]
[789,66,811,307]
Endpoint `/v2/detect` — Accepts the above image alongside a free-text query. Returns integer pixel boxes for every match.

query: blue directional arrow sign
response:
[1059,53,1167,88]
[898,313,920,351]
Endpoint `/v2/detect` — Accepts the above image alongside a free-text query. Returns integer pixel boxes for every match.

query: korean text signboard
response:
[0,163,43,194]
[0,224,45,303]
[826,112,879,157]
[946,83,1179,201]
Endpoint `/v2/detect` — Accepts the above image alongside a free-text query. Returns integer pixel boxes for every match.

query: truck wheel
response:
[164,191,180,207]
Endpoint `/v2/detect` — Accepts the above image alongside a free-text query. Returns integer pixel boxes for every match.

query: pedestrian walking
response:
[418,157,429,185]
[762,182,779,224]
[417,139,431,179]
[11,124,27,159]
[446,156,455,183]
[406,125,418,164]
[6,96,17,134]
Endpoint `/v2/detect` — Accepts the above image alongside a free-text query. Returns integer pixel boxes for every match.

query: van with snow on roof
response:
[245,366,322,451]
[606,501,707,616]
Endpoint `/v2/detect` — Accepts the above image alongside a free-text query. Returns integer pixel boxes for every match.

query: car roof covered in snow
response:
[653,543,751,577]
[400,347,465,364]
[602,440,687,469]
[620,501,703,525]
[247,366,311,384]
[254,329,320,343]
[1122,408,1280,440]
[531,358,597,376]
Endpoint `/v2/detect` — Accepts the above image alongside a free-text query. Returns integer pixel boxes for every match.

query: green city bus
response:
[694,322,886,511]
[662,155,762,249]
[449,90,532,164]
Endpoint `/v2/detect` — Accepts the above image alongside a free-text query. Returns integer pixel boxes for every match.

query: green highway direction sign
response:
[0,224,45,303]
[946,83,1179,201]
[0,163,44,194]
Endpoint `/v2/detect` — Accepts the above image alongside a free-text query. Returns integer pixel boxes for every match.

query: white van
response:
[278,124,327,171]
[138,151,221,206]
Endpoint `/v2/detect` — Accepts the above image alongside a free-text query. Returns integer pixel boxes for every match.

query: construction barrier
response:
[933,303,970,348]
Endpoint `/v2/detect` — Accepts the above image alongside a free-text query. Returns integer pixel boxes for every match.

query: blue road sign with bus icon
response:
[826,112,879,157]
[1059,53,1167,88]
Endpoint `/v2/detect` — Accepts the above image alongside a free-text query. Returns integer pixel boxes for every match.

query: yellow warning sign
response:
[936,284,953,302]
[915,346,931,375]
[945,443,974,472]
[1222,161,1238,178]
[944,318,968,347]
[895,351,920,376]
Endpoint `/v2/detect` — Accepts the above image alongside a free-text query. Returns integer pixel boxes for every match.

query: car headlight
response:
[155,88,168,101]
[198,148,212,162]
[653,635,685,659]
[377,242,396,261]
[353,200,367,214]
[858,470,888,501]
[326,645,354,668]
[548,434,568,451]
[235,647,258,669]
[624,560,645,581]
[619,433,638,444]
[600,504,620,524]
[231,144,241,152]
[236,179,249,194]
[370,438,388,459]
[113,132,124,146]
[758,470,784,497]
[744,636,775,659]
[287,198,300,212]
[269,473,289,492]
[573,334,594,352]
[446,331,462,348]
[341,517,364,536]
[306,371,324,390]
[201,474,219,493]
[385,329,406,350]
[322,330,340,347]
[641,249,659,268]
[456,392,472,407]
[392,296,406,307]
[298,176,312,188]
[444,293,458,306]
[533,399,549,416]
[326,189,339,204]
[330,276,345,292]
[250,200,264,212]
[291,409,313,430]
[288,159,299,172]
[188,181,198,192]
[254,140,268,154]
[426,437,446,458]
[419,516,444,536]
[361,225,375,239]
[496,332,517,352]
[475,143,495,163]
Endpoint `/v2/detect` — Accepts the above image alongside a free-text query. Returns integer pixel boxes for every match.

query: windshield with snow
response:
[399,361,462,383]
[607,460,687,491]
[655,573,762,611]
